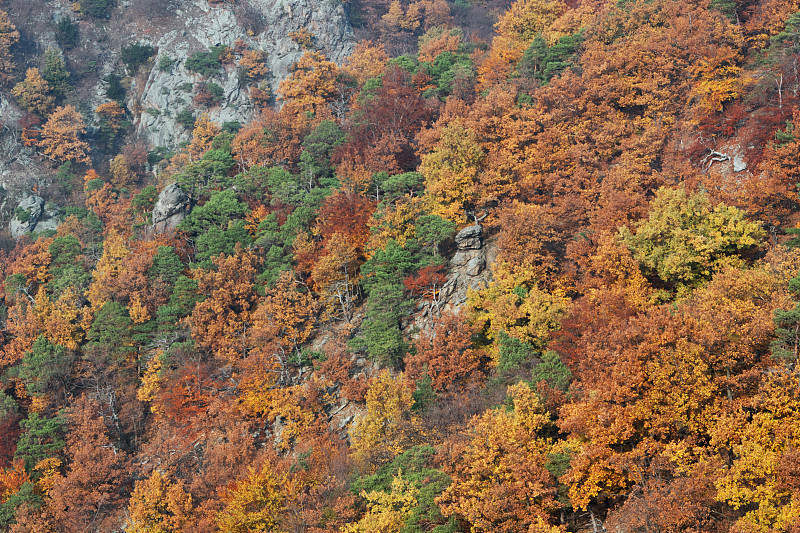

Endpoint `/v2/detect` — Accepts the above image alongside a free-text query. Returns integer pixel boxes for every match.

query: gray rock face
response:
[466,256,485,276]
[153,183,189,232]
[136,0,354,148]
[9,196,61,239]
[34,203,62,234]
[733,151,747,172]
[451,250,470,266]
[0,0,354,231]
[0,96,39,222]
[411,224,494,327]
[455,225,483,250]
[10,196,43,239]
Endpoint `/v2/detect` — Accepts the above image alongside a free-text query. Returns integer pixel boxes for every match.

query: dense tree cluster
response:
[3,0,800,531]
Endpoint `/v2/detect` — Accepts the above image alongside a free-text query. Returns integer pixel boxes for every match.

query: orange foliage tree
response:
[12,68,54,116]
[248,270,319,383]
[438,382,561,532]
[406,312,488,391]
[189,246,262,364]
[38,105,91,164]
[278,51,339,123]
[342,41,389,86]
[43,396,127,532]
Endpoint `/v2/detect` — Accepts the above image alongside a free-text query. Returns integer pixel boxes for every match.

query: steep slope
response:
[0,0,354,226]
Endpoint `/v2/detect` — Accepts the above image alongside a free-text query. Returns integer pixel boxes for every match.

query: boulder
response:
[9,196,44,239]
[733,152,747,172]
[34,203,62,234]
[451,250,471,266]
[466,256,485,276]
[153,183,189,232]
[455,224,483,250]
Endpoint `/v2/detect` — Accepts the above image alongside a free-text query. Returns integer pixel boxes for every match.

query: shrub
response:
[193,81,224,107]
[289,28,315,49]
[222,121,241,133]
[103,73,125,102]
[175,107,195,129]
[184,46,227,77]
[80,0,114,18]
[121,43,155,75]
[148,146,174,166]
[157,55,174,73]
[14,206,31,223]
[55,17,79,49]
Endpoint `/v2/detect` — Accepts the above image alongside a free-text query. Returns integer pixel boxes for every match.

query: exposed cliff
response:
[0,0,355,230]
[134,0,354,147]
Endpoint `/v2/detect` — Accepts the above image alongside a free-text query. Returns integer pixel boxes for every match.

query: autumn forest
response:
[1,0,800,530]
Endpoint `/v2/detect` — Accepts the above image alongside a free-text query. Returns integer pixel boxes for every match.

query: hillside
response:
[2,0,800,532]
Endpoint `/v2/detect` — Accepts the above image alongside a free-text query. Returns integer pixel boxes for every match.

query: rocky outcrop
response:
[0,0,354,230]
[702,143,750,176]
[454,224,483,250]
[136,0,354,147]
[408,225,497,327]
[34,203,62,234]
[439,224,491,308]
[9,195,61,239]
[9,196,43,239]
[0,95,41,223]
[153,183,189,232]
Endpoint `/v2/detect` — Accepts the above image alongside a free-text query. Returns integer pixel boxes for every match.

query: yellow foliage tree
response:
[188,113,221,161]
[12,68,54,116]
[495,0,567,43]
[33,286,84,350]
[189,247,262,363]
[85,231,130,315]
[310,233,361,322]
[350,370,417,466]
[95,101,126,134]
[239,49,268,79]
[343,473,419,533]
[127,470,194,533]
[216,463,286,533]
[438,383,561,532]
[420,122,484,223]
[468,279,567,360]
[248,270,319,379]
[342,40,389,86]
[0,461,30,504]
[366,196,425,253]
[109,154,135,190]
[0,9,19,81]
[714,373,800,532]
[477,0,566,89]
[278,51,339,122]
[137,351,165,416]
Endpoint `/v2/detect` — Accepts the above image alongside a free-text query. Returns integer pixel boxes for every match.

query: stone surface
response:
[466,256,485,276]
[0,0,355,230]
[417,224,494,319]
[455,224,483,250]
[733,151,747,172]
[0,110,39,225]
[135,0,354,148]
[34,203,62,234]
[451,250,471,266]
[9,196,44,239]
[153,183,189,232]
[9,196,61,239]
